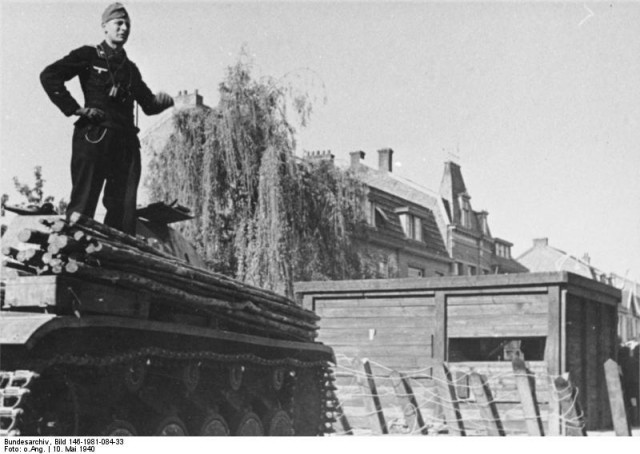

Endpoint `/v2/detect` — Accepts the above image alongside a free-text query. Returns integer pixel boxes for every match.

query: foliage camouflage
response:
[7,166,67,214]
[145,59,389,295]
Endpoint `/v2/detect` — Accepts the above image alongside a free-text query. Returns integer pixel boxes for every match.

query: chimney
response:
[377,148,394,173]
[533,238,548,247]
[582,253,591,265]
[304,150,335,164]
[350,150,365,168]
[477,210,489,235]
[174,89,204,109]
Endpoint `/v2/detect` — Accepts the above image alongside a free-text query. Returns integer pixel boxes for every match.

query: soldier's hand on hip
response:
[75,107,106,122]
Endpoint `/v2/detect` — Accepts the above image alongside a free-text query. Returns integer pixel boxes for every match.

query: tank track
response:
[0,370,40,436]
[1,347,337,436]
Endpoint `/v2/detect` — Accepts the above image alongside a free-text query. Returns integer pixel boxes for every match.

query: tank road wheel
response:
[123,360,147,393]
[154,416,188,436]
[264,410,294,436]
[233,412,264,436]
[100,419,137,436]
[199,413,230,436]
[182,362,200,394]
[228,364,244,391]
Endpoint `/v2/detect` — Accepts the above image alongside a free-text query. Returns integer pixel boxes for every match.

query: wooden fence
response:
[327,356,633,436]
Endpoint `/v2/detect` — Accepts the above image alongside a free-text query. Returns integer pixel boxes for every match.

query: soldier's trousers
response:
[67,124,141,235]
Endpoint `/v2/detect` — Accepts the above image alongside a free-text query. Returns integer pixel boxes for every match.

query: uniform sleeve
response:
[131,63,172,116]
[40,46,91,117]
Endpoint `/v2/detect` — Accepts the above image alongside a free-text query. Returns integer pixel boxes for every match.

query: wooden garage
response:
[295,272,620,430]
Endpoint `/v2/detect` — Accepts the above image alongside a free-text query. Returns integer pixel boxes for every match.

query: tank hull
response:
[0,312,335,436]
[1,211,337,436]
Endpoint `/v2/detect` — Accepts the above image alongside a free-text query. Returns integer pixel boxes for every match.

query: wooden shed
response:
[295,272,620,430]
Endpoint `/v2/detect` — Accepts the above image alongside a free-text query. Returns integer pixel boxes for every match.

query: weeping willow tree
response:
[146,58,381,296]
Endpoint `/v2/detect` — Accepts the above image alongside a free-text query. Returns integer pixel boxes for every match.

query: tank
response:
[0,203,336,436]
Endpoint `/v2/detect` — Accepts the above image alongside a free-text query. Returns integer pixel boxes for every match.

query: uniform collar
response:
[98,41,127,60]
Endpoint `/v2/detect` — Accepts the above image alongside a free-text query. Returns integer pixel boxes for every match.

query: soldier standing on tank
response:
[40,3,174,235]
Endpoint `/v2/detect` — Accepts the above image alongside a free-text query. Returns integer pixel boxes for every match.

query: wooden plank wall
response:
[447,293,548,338]
[298,273,621,431]
[565,294,617,431]
[315,295,436,375]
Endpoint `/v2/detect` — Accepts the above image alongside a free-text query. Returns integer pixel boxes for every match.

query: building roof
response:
[351,162,450,258]
[439,160,490,238]
[352,162,449,241]
[517,239,608,280]
[492,254,529,273]
[517,238,640,315]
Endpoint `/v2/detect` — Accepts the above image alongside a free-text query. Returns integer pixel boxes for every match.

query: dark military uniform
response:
[41,41,168,234]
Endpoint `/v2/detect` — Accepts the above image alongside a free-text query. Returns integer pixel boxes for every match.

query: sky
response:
[1,0,639,281]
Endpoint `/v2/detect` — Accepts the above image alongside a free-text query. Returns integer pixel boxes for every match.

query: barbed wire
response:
[327,354,587,436]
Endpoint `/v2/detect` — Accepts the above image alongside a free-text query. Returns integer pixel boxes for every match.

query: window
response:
[367,201,388,228]
[374,207,387,227]
[398,212,423,241]
[399,213,412,238]
[448,337,546,362]
[408,266,424,278]
[468,265,477,276]
[495,243,512,259]
[459,194,471,228]
[413,216,423,241]
[461,207,470,228]
[453,262,463,276]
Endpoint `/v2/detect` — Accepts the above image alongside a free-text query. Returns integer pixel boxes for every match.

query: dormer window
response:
[458,193,471,228]
[396,207,423,241]
[495,242,512,258]
[366,199,388,228]
[374,207,388,227]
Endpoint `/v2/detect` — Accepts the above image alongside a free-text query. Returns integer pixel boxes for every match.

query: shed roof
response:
[295,271,621,305]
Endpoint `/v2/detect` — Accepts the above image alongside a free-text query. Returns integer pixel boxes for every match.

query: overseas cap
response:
[101,3,129,24]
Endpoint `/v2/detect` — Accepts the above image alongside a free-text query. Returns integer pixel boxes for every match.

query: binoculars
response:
[108,83,129,103]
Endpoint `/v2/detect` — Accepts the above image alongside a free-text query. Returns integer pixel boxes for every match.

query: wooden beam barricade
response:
[547,374,561,436]
[604,359,632,436]
[469,372,505,436]
[553,375,587,436]
[66,212,321,323]
[82,238,319,322]
[359,359,388,434]
[6,215,323,342]
[390,371,428,435]
[434,362,466,436]
[512,357,544,436]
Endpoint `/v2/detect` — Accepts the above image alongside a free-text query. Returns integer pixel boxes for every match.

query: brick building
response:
[343,149,526,278]
[439,161,528,276]
[347,149,452,278]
